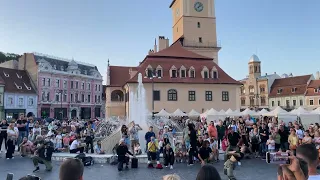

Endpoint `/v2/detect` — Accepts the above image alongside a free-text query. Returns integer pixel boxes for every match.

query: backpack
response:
[75,153,94,166]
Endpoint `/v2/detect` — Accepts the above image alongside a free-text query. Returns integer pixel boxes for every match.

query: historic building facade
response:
[268,75,313,111]
[106,41,241,118]
[18,53,103,119]
[170,0,220,64]
[305,79,320,110]
[0,67,37,120]
[105,0,241,118]
[239,55,280,110]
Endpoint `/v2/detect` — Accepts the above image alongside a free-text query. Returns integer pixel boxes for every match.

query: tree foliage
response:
[0,52,21,63]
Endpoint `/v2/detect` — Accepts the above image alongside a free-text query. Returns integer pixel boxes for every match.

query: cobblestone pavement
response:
[0,153,278,180]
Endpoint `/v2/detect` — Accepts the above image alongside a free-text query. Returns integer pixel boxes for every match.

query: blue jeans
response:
[260,142,267,156]
[18,131,27,147]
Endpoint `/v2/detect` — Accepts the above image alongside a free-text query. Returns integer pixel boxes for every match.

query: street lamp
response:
[59,90,63,120]
[150,73,157,119]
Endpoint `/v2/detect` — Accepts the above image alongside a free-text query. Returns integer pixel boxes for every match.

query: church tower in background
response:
[170,0,221,64]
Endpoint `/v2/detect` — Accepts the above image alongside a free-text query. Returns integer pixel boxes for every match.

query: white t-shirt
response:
[267,139,275,150]
[70,140,80,150]
[55,135,62,144]
[33,127,41,136]
[308,175,320,180]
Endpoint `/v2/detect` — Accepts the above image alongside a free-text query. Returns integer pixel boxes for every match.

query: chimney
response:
[158,36,169,51]
[153,38,157,53]
[148,49,154,55]
[316,71,320,80]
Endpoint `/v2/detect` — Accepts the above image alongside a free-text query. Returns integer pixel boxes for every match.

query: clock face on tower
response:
[194,2,204,12]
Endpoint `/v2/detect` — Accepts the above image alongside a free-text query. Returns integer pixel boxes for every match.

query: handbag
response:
[289,144,297,150]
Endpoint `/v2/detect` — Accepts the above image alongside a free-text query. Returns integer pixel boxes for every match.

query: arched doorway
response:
[71,109,77,118]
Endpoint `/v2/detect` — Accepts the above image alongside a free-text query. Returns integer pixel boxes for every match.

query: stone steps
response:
[52,150,225,164]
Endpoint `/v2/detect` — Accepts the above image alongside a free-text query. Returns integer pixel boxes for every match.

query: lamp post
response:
[59,90,63,120]
[255,78,260,110]
[150,74,156,119]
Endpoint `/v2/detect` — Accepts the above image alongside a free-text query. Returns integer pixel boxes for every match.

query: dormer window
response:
[291,87,297,93]
[211,66,218,79]
[3,72,9,77]
[315,88,319,93]
[277,89,283,94]
[204,71,209,78]
[53,65,56,70]
[189,67,195,78]
[145,65,154,78]
[180,66,186,78]
[170,65,177,78]
[156,65,162,78]
[14,82,22,89]
[16,73,22,79]
[24,83,31,90]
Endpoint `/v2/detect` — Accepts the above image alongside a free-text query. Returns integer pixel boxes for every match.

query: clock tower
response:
[169,0,221,64]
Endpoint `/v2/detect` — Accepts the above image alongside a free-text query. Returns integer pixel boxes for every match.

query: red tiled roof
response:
[126,41,241,85]
[269,75,311,97]
[149,41,211,60]
[306,80,320,96]
[108,66,136,87]
[0,67,36,94]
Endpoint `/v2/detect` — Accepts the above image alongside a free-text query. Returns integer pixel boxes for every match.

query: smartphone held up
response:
[266,152,290,164]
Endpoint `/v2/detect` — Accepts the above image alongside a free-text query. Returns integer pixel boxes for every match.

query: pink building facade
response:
[19,53,103,119]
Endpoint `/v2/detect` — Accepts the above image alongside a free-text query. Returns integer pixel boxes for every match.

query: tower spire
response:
[107,59,110,66]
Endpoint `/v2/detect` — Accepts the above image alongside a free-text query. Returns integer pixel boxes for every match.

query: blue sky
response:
[1,0,319,84]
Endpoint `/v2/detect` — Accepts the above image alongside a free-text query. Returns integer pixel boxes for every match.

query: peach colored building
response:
[106,41,241,118]
[239,55,280,110]
[305,79,320,110]
[105,0,241,118]
[268,75,313,111]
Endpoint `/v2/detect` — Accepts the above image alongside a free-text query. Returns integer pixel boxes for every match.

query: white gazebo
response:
[258,109,269,116]
[225,108,233,115]
[154,109,171,117]
[171,109,187,117]
[241,108,257,116]
[188,109,200,117]
[265,106,290,116]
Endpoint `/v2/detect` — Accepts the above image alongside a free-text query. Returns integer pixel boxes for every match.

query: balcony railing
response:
[182,40,221,49]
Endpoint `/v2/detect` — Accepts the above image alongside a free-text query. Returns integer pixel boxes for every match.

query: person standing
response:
[17,118,28,151]
[208,121,217,140]
[259,123,269,159]
[129,121,142,153]
[0,119,9,152]
[278,124,289,152]
[84,123,94,154]
[6,122,18,159]
[216,120,225,150]
[188,123,197,166]
[144,126,155,153]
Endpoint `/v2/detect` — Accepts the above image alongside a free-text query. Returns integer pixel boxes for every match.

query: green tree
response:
[0,52,6,63]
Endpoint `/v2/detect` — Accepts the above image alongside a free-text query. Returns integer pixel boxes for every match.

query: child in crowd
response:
[175,142,187,163]
[266,135,275,152]
[163,143,175,169]
[55,131,63,151]
[95,140,105,154]
[134,143,142,155]
[210,138,219,162]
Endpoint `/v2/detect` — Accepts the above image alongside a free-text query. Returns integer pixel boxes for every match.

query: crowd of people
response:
[1,114,320,179]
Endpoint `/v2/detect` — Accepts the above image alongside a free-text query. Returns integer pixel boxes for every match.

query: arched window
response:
[167,89,177,101]
[249,85,255,94]
[111,90,124,101]
[249,65,253,74]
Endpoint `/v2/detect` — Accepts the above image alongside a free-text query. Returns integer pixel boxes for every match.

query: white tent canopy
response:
[171,109,187,117]
[265,106,290,116]
[311,107,320,114]
[225,108,233,115]
[154,109,171,117]
[219,109,226,116]
[241,108,257,116]
[258,109,269,116]
[206,108,219,116]
[228,109,241,116]
[188,109,200,117]
[291,107,310,115]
